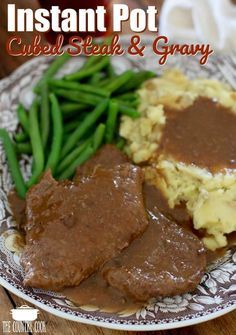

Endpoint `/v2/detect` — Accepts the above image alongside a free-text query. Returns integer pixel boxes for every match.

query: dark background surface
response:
[0,1,235,334]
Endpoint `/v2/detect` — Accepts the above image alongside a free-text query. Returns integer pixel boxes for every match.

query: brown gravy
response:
[62,182,206,309]
[9,182,235,311]
[8,190,26,233]
[20,166,148,291]
[9,180,236,311]
[160,97,236,172]
[143,183,192,230]
[62,272,141,313]
[8,185,141,311]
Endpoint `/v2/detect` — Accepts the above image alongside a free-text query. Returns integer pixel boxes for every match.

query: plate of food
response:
[0,36,235,331]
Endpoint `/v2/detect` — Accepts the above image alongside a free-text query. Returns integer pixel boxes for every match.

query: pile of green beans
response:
[0,51,156,198]
[0,129,27,198]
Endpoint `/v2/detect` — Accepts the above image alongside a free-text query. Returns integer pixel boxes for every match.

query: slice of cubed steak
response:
[21,164,148,291]
[74,144,129,181]
[102,212,206,301]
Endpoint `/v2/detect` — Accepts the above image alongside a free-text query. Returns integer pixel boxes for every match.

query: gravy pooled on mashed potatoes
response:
[160,97,236,171]
[120,69,236,250]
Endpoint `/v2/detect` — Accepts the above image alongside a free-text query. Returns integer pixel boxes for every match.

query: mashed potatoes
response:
[120,69,236,250]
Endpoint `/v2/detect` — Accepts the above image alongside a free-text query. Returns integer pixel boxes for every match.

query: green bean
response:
[93,123,105,151]
[45,94,63,175]
[105,70,134,94]
[0,129,27,198]
[107,61,116,78]
[64,57,109,81]
[56,138,92,175]
[129,98,140,108]
[105,101,119,143]
[116,138,126,150]
[117,71,156,93]
[16,104,29,134]
[58,145,94,180]
[40,82,50,148]
[89,72,104,85]
[116,98,140,108]
[62,132,70,144]
[54,89,102,106]
[64,120,81,133]
[82,55,102,70]
[27,100,44,187]
[61,102,87,115]
[64,111,89,123]
[48,79,109,97]
[64,112,87,128]
[15,142,32,154]
[116,92,139,101]
[35,52,71,92]
[61,99,109,158]
[99,77,112,87]
[81,39,111,71]
[14,131,29,143]
[118,104,140,119]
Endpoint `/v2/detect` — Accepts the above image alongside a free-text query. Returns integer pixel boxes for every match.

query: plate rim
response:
[0,277,235,331]
[0,34,235,330]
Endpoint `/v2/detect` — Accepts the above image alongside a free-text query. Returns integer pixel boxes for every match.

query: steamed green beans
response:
[15,142,32,154]
[16,104,29,134]
[105,101,119,143]
[56,138,92,175]
[116,137,126,150]
[117,92,139,101]
[0,129,27,198]
[4,52,155,187]
[64,56,109,81]
[35,52,71,91]
[48,79,109,97]
[61,103,88,116]
[107,62,116,78]
[55,89,140,119]
[117,71,156,93]
[45,94,63,175]
[58,145,94,180]
[118,98,140,108]
[40,82,50,148]
[61,99,109,158]
[93,123,105,151]
[64,120,81,133]
[27,100,44,187]
[54,89,102,106]
[14,131,28,143]
[105,70,134,94]
[82,55,102,70]
[89,72,104,85]
[118,104,140,118]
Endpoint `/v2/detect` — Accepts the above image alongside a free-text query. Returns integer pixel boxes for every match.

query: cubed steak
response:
[21,164,148,291]
[102,187,206,301]
[75,145,206,301]
[74,144,129,181]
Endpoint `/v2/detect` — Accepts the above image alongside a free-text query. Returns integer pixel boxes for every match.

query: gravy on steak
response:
[74,144,129,181]
[160,97,236,172]
[63,145,206,308]
[10,145,210,311]
[63,272,141,313]
[8,191,26,232]
[21,163,148,291]
[102,191,206,301]
[143,183,192,229]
